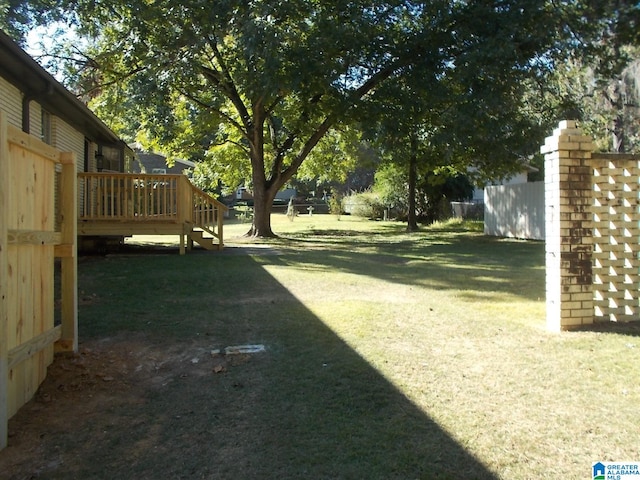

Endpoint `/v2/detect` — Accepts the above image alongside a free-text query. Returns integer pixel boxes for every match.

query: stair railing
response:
[180,176,227,247]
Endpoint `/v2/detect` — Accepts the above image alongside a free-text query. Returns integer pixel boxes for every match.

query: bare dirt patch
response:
[0,335,251,480]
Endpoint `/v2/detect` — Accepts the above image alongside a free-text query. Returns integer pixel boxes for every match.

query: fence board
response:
[0,111,10,450]
[6,128,56,421]
[0,111,77,450]
[484,182,545,240]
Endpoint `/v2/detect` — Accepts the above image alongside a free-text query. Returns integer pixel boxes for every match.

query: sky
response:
[24,22,79,82]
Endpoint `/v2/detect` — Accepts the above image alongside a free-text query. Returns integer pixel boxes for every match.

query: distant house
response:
[0,30,134,174]
[131,148,195,175]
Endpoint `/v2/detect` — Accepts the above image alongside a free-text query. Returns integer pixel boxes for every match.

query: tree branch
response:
[267,114,281,152]
[80,64,148,98]
[265,94,284,115]
[176,87,248,137]
[275,63,401,185]
[207,41,252,132]
[269,92,324,179]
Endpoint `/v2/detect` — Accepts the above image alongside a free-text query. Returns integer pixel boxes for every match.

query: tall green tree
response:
[520,0,640,152]
[360,0,555,230]
[3,1,609,235]
[32,1,453,237]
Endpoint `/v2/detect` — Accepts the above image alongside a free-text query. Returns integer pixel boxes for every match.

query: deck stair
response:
[189,229,219,251]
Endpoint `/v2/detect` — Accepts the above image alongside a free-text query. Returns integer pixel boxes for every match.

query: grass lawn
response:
[1,214,639,479]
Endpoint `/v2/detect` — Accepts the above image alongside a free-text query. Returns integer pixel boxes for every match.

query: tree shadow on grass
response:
[119,225,545,303]
[265,232,545,302]
[2,253,499,479]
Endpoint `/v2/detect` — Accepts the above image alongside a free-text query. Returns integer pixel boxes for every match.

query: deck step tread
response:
[190,230,218,251]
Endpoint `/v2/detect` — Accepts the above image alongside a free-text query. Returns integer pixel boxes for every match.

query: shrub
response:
[343,191,385,219]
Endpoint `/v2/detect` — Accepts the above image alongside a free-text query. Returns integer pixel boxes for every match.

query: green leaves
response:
[7,0,628,233]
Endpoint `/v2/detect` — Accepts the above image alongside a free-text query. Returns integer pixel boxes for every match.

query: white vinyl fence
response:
[484,181,544,240]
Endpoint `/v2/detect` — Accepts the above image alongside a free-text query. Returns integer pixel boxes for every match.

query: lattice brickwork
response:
[591,155,640,322]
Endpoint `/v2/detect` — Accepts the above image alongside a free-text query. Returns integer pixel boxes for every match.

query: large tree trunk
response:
[245,114,279,238]
[246,183,278,238]
[406,140,419,233]
[245,159,280,238]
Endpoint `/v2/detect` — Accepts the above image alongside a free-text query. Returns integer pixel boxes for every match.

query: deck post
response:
[186,233,193,252]
[217,207,224,250]
[178,176,189,255]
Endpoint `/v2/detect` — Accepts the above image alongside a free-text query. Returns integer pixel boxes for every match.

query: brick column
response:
[541,121,594,331]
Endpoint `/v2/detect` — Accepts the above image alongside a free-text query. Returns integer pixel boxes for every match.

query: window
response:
[99,146,121,172]
[41,109,52,144]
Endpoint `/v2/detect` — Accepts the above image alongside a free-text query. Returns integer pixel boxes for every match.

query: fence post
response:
[541,120,594,331]
[0,112,9,449]
[56,152,78,352]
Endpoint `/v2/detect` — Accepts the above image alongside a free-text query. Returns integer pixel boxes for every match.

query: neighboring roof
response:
[133,151,195,174]
[0,29,124,147]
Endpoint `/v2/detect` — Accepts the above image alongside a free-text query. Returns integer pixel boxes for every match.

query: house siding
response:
[87,145,97,172]
[0,77,22,128]
[28,101,43,141]
[52,116,84,172]
[51,116,86,215]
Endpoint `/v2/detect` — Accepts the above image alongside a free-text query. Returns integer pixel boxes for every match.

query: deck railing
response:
[78,172,226,246]
[189,181,225,238]
[79,173,181,221]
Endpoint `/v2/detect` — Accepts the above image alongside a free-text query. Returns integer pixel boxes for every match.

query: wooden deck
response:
[77,173,226,254]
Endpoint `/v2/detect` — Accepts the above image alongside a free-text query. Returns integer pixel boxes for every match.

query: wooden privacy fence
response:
[0,111,77,450]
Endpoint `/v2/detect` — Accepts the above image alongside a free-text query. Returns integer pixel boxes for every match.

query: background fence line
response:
[483,181,545,240]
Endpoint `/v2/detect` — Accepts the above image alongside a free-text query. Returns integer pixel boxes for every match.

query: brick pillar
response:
[541,121,594,331]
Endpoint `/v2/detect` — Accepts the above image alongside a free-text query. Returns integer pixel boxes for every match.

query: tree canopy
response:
[4,0,632,234]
